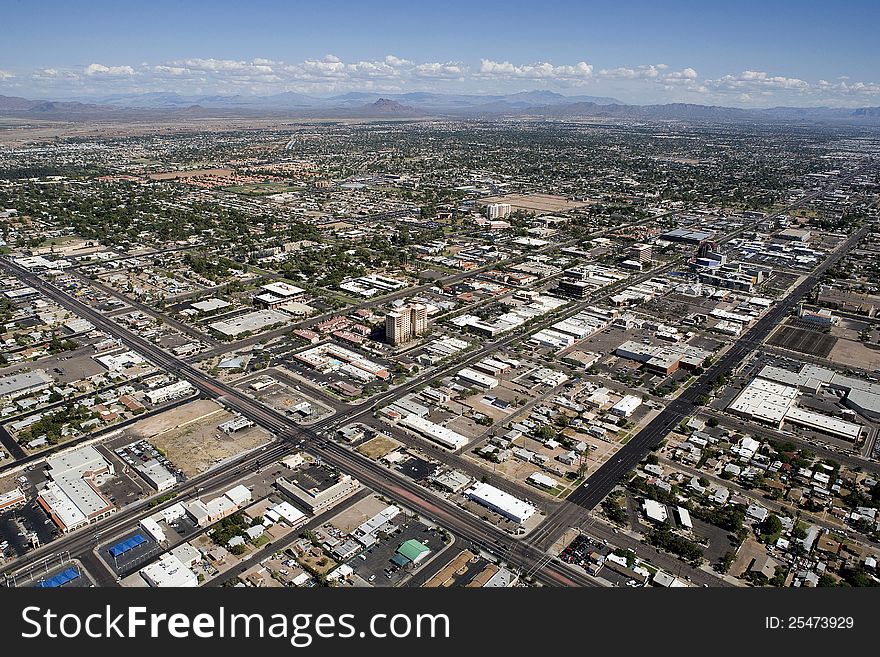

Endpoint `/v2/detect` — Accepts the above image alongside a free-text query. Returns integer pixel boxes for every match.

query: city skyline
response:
[1,0,879,108]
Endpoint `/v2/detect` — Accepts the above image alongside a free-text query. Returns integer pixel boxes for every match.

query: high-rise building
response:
[629,243,652,263]
[409,303,428,337]
[385,311,410,346]
[385,303,429,345]
[486,203,512,220]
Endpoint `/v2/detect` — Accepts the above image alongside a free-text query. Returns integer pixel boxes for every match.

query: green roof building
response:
[394,539,430,565]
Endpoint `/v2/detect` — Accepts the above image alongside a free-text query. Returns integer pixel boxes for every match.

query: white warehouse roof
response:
[466,482,536,524]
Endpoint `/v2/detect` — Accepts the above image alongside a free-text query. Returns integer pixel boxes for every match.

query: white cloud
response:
[478,59,593,81]
[6,55,879,107]
[414,62,466,79]
[84,63,135,76]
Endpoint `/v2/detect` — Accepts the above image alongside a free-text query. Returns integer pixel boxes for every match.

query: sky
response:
[1,0,879,107]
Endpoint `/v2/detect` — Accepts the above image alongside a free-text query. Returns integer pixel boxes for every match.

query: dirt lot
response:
[828,339,880,371]
[478,193,592,214]
[327,495,391,534]
[357,435,402,460]
[124,399,271,476]
[298,547,337,575]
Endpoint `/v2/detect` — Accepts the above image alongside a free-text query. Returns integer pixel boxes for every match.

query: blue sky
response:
[1,0,878,106]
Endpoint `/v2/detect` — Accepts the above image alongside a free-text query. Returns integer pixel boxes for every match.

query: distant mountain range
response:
[1,90,879,125]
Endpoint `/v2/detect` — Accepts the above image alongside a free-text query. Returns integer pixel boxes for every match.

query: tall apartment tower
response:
[486,203,512,220]
[385,310,411,346]
[409,303,428,337]
[385,303,429,345]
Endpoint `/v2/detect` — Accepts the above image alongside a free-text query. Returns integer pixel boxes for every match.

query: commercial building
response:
[385,303,428,346]
[456,367,499,390]
[784,407,862,442]
[219,416,254,434]
[661,228,716,244]
[465,482,536,525]
[37,446,115,533]
[139,553,198,588]
[136,459,177,492]
[183,485,252,527]
[209,309,289,338]
[615,340,712,375]
[254,281,306,308]
[629,243,652,263]
[728,377,798,427]
[139,517,167,544]
[611,395,642,418]
[276,467,361,514]
[144,380,193,405]
[0,486,26,512]
[729,374,864,441]
[190,298,231,314]
[527,472,559,490]
[295,343,390,380]
[698,263,771,292]
[399,413,469,450]
[816,287,878,317]
[265,501,308,529]
[393,539,430,566]
[754,364,880,422]
[642,499,668,524]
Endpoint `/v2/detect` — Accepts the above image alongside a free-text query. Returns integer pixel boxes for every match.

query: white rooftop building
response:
[465,482,536,524]
[139,553,198,588]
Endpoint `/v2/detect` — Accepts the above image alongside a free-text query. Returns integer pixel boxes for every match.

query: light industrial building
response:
[0,370,54,401]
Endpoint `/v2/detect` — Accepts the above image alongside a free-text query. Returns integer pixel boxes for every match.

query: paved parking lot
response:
[347,520,448,587]
[99,530,162,577]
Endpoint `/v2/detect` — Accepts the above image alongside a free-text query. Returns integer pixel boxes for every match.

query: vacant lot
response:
[125,399,271,476]
[478,193,592,214]
[357,434,401,460]
[327,495,390,534]
[828,339,880,371]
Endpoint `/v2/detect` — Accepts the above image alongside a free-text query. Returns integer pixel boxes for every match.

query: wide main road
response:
[0,258,598,588]
[527,220,873,550]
